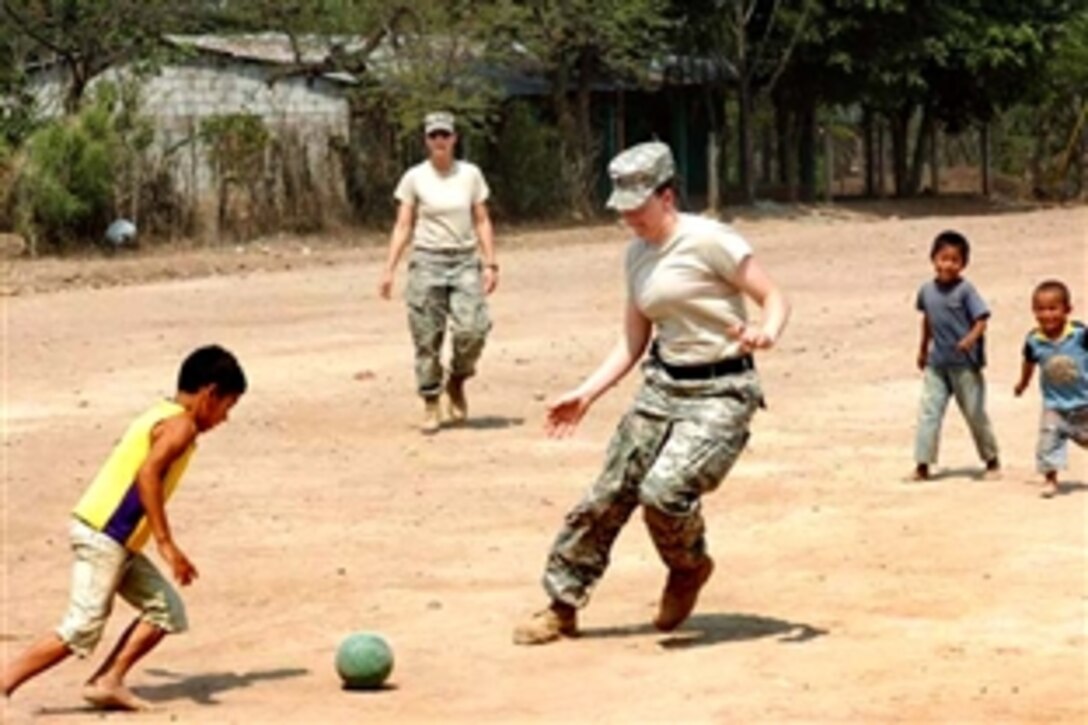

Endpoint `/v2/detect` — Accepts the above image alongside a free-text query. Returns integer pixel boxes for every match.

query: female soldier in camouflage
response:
[515,141,791,644]
[379,111,498,433]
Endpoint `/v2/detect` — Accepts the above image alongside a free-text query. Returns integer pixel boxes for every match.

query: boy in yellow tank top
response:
[2,345,246,711]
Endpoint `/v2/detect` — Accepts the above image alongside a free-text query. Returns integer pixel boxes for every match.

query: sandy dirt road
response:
[2,204,1086,723]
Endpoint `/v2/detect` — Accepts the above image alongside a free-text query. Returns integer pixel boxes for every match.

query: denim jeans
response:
[914,366,1000,465]
[1036,406,1088,472]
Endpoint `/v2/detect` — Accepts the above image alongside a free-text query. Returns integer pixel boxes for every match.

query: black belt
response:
[413,247,475,256]
[651,344,754,380]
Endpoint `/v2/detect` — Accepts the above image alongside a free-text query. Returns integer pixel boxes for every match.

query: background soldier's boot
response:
[513,601,577,645]
[446,375,468,423]
[421,397,441,434]
[653,557,715,632]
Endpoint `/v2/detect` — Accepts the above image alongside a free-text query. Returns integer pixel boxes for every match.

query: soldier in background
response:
[379,111,498,433]
[515,141,790,645]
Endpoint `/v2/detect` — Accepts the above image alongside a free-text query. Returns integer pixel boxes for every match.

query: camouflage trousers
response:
[542,358,763,608]
[405,249,491,398]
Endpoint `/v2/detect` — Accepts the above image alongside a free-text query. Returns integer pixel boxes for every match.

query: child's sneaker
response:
[513,602,577,645]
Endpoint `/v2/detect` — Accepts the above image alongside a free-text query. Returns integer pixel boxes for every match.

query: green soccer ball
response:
[336,632,394,690]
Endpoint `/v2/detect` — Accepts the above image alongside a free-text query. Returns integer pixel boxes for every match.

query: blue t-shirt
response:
[916,278,990,368]
[1022,321,1088,411]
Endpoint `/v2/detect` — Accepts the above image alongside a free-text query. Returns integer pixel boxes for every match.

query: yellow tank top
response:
[72,400,196,551]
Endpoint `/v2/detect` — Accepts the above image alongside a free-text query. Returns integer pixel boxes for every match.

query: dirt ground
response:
[2,201,1086,724]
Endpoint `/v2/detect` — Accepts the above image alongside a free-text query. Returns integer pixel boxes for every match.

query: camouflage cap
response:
[605,141,676,211]
[424,111,455,134]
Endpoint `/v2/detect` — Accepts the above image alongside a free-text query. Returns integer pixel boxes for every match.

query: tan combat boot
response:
[513,601,578,645]
[653,557,714,632]
[421,397,441,434]
[446,375,468,423]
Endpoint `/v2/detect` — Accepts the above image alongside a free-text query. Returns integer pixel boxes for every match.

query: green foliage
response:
[0,137,19,230]
[996,5,1088,197]
[3,0,187,112]
[487,102,566,218]
[15,82,154,250]
[200,114,270,183]
[504,0,675,82]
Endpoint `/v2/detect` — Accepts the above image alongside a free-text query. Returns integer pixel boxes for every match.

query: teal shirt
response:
[1023,322,1088,411]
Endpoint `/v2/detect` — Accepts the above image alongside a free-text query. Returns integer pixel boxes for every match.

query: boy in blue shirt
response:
[1014,280,1088,498]
[912,231,1000,481]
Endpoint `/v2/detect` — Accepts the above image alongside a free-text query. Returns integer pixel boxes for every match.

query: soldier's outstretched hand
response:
[546,391,591,438]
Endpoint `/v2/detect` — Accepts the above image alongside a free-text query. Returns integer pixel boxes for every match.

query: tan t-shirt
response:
[626,213,753,365]
[394,160,490,251]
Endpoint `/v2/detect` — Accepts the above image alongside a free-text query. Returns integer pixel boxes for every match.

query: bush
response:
[16,82,154,252]
[487,102,566,220]
[0,138,16,230]
[200,113,272,240]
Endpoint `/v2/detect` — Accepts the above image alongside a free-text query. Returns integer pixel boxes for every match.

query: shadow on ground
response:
[1051,481,1087,497]
[922,466,994,482]
[581,612,828,650]
[133,666,309,705]
[458,416,525,431]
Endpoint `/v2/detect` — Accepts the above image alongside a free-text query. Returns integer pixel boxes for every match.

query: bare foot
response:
[1040,481,1060,499]
[904,464,929,483]
[82,682,154,711]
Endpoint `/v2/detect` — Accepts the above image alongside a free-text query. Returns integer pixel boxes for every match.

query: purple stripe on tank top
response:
[101,483,145,546]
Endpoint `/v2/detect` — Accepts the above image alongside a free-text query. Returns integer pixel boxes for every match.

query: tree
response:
[673,0,812,204]
[786,0,1080,197]
[200,1,522,219]
[0,0,206,113]
[1001,3,1088,198]
[494,0,674,215]
[0,8,37,144]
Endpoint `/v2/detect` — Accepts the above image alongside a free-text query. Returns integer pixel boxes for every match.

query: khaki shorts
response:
[56,519,187,657]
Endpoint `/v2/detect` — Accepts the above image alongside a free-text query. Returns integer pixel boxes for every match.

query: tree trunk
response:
[929,121,940,195]
[616,89,626,152]
[773,97,798,201]
[576,50,593,161]
[737,77,755,203]
[549,59,588,217]
[907,104,933,195]
[823,125,833,203]
[761,119,773,185]
[65,62,88,114]
[798,99,816,202]
[890,105,912,197]
[875,118,886,197]
[774,93,790,185]
[573,50,596,215]
[863,107,876,198]
[707,131,720,214]
[980,122,991,197]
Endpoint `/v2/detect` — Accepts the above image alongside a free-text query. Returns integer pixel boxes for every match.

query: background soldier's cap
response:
[606,141,676,211]
[424,111,456,134]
